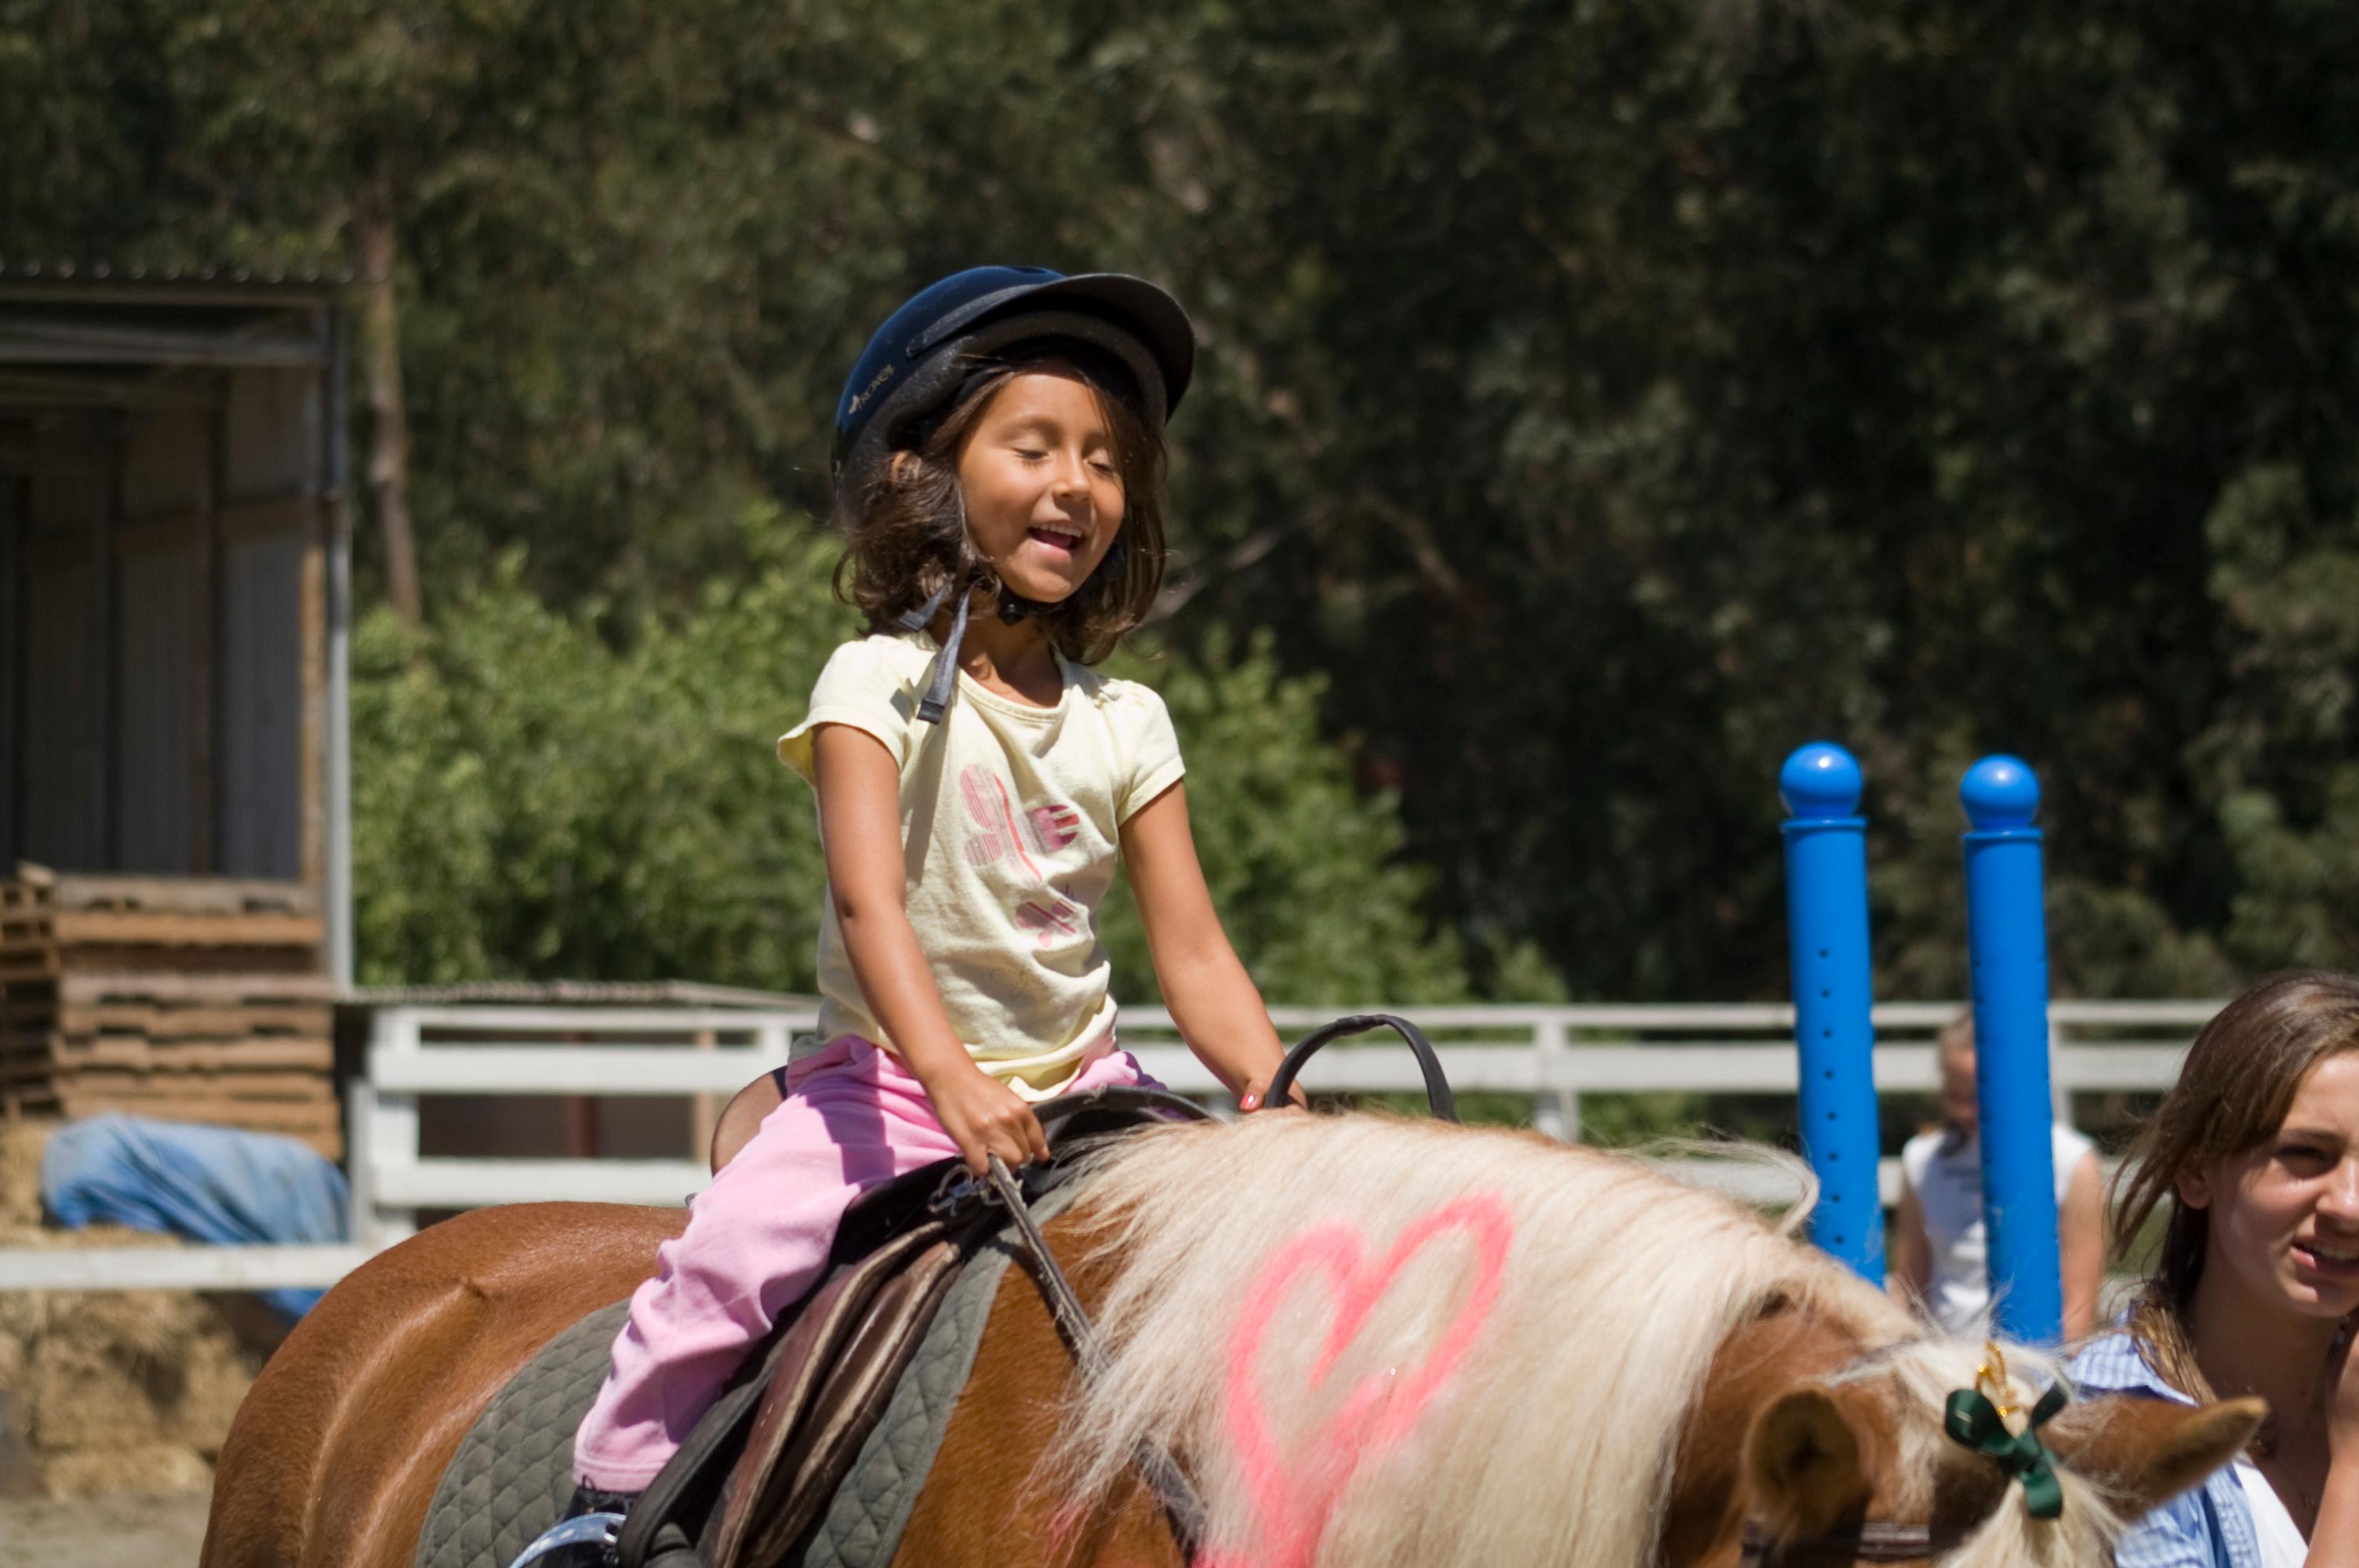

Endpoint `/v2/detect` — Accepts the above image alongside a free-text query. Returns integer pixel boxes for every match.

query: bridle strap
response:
[1739,1519,1976,1566]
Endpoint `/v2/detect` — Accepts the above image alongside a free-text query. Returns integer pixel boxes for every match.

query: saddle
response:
[612,1083,1207,1568]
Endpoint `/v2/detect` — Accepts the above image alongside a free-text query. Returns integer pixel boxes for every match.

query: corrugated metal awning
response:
[0,261,351,411]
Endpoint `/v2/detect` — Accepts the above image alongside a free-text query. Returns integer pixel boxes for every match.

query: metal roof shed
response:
[0,265,354,983]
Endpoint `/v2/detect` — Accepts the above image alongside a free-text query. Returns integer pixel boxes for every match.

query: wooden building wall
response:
[17,419,111,869]
[5,369,327,886]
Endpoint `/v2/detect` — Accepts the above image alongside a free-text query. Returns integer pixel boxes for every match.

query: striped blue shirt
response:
[2064,1331,2261,1568]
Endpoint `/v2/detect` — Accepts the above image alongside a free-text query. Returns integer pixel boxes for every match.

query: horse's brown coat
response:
[1658,1304,1873,1565]
[201,1203,680,1568]
[889,1211,1183,1568]
[202,1192,2264,1568]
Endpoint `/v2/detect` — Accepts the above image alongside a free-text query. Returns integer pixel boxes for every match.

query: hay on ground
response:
[27,1338,169,1449]
[166,1323,252,1451]
[37,1442,212,1500]
[0,1161,270,1495]
[0,1120,49,1229]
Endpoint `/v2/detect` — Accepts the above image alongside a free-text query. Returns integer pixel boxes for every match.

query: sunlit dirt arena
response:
[0,1490,211,1568]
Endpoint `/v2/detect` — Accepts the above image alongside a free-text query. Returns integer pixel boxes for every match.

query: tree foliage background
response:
[10,0,2359,1002]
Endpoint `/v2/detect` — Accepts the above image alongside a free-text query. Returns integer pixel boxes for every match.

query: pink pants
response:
[572,1029,1159,1489]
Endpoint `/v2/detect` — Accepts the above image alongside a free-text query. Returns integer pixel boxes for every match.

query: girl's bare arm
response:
[2059,1150,2106,1341]
[811,724,1049,1171]
[1885,1179,1931,1312]
[1118,781,1295,1109]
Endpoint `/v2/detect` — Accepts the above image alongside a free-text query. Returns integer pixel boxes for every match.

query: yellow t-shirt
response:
[776,631,1185,1097]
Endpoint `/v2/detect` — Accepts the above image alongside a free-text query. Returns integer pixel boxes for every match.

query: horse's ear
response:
[2044,1393,2264,1519]
[1743,1382,1883,1541]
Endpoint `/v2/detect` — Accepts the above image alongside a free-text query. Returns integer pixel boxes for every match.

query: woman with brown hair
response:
[2066,970,2359,1567]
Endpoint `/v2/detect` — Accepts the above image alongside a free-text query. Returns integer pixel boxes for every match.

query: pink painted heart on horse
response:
[1211,1192,1514,1568]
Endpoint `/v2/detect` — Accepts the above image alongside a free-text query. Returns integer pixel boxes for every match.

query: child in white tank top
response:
[1886,1013,2105,1337]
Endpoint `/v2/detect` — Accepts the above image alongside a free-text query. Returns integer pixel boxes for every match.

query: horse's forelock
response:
[1823,1338,2128,1568]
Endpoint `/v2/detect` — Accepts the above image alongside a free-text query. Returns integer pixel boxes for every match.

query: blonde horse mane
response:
[1040,1112,2123,1568]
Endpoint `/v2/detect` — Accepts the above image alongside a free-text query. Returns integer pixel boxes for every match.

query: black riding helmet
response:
[831,266,1195,722]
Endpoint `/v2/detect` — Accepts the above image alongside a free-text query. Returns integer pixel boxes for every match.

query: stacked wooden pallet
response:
[0,869,339,1157]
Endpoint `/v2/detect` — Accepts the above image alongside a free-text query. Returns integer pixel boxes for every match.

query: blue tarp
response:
[40,1112,350,1320]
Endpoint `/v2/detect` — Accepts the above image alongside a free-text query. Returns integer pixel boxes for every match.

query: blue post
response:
[1780,743,1885,1283]
[1960,756,2063,1345]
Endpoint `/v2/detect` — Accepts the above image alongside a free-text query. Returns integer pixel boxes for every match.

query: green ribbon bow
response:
[1943,1381,2070,1520]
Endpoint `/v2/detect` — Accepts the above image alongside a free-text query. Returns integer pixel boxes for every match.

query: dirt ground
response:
[0,1488,212,1567]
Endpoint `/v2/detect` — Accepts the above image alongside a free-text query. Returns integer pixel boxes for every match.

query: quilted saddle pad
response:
[415,1178,1085,1568]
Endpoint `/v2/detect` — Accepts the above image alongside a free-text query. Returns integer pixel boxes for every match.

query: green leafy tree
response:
[350,520,845,987]
[22,0,2359,1006]
[1097,630,1476,1007]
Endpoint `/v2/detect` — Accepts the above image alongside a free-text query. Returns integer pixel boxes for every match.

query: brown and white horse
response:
[202,1112,2257,1568]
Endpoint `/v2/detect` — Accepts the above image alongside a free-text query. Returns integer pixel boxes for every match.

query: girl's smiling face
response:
[954,367,1125,609]
[2179,1051,2359,1319]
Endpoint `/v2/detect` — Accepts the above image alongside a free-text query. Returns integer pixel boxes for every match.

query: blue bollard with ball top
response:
[1960,755,2064,1344]
[1780,742,1885,1283]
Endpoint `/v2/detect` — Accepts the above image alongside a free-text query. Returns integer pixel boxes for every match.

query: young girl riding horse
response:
[567,267,1294,1530]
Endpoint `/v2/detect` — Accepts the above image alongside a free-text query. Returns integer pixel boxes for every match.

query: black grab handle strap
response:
[1263,1013,1457,1123]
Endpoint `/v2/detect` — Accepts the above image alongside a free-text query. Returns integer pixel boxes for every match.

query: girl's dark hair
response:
[2110,968,2359,1401]
[831,353,1166,665]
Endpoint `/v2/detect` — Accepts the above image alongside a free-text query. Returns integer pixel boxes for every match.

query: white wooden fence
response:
[0,999,2216,1291]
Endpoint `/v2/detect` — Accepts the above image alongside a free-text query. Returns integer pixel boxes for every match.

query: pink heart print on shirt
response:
[958,765,1040,875]
[1014,899,1082,944]
[956,763,1085,947]
[1028,803,1081,855]
[1205,1193,1514,1568]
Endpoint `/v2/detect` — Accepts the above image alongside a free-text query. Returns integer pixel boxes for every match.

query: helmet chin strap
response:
[899,575,1044,726]
[906,580,972,725]
[898,487,1053,724]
